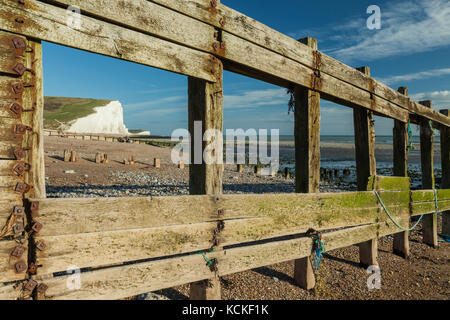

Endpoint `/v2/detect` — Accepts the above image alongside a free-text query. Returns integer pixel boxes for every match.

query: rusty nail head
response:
[14,124,30,135]
[13,163,27,176]
[14,260,27,273]
[12,37,26,49]
[13,206,25,217]
[220,42,226,49]
[37,283,48,294]
[13,222,24,234]
[14,148,26,160]
[13,63,26,76]
[218,209,224,215]
[28,262,37,274]
[210,0,217,7]
[213,43,219,51]
[15,17,24,24]
[9,103,22,116]
[219,17,226,27]
[11,246,25,258]
[12,82,24,94]
[32,221,43,233]
[24,279,37,292]
[30,201,39,212]
[36,240,46,251]
[15,182,30,193]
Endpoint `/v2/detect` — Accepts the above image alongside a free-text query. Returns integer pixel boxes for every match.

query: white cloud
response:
[224,88,288,109]
[410,90,450,109]
[295,0,450,63]
[377,68,450,85]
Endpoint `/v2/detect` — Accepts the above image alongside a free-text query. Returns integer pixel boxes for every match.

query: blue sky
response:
[42,0,450,135]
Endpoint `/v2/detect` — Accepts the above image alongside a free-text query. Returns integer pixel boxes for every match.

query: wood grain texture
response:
[0,30,26,77]
[0,0,220,82]
[35,222,217,276]
[39,219,405,300]
[0,282,24,300]
[145,0,448,126]
[441,110,450,235]
[0,240,28,283]
[419,101,437,247]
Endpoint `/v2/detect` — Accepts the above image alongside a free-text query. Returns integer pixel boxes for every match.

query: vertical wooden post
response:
[354,66,378,268]
[293,37,320,290]
[188,60,223,300]
[420,100,438,247]
[440,110,450,235]
[393,87,410,258]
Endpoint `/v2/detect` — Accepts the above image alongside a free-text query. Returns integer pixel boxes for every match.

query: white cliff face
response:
[68,101,129,135]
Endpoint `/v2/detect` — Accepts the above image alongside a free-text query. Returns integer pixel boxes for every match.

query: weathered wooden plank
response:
[0,160,22,176]
[31,196,217,236]
[35,222,217,276]
[39,219,405,300]
[31,191,411,237]
[0,282,24,300]
[144,0,449,126]
[392,88,410,259]
[367,176,410,191]
[441,110,450,235]
[419,100,438,247]
[22,39,45,198]
[4,0,417,123]
[293,37,319,290]
[0,0,220,82]
[0,240,28,283]
[412,200,450,217]
[0,30,26,77]
[354,73,378,267]
[188,56,223,300]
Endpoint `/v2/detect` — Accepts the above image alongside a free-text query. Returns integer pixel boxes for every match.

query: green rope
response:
[374,191,423,232]
[406,122,415,153]
[429,120,438,138]
[196,248,215,267]
[374,189,440,232]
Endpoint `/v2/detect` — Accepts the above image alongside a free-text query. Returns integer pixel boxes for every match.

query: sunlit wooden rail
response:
[0,0,449,300]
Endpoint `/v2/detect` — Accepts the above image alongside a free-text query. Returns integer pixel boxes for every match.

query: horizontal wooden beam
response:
[38,220,403,300]
[0,0,221,82]
[32,191,413,237]
[144,0,449,126]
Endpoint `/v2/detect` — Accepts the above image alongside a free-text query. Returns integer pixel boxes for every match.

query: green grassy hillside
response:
[44,96,112,129]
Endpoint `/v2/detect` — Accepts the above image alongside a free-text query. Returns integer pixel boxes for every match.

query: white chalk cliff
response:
[67,101,129,135]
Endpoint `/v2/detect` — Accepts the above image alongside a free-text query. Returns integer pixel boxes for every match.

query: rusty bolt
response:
[15,182,30,194]
[14,148,26,160]
[220,42,226,49]
[13,206,25,217]
[13,222,24,234]
[11,82,24,94]
[11,246,25,258]
[30,201,39,212]
[36,240,46,251]
[9,103,22,117]
[37,283,48,294]
[210,0,217,8]
[12,63,26,76]
[218,209,224,215]
[24,279,37,292]
[32,221,43,233]
[12,37,26,50]
[219,17,226,27]
[13,163,27,176]
[213,43,219,51]
[14,260,27,273]
[28,262,37,275]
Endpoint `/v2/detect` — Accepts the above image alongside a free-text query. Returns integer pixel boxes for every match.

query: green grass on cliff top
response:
[44,96,112,130]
